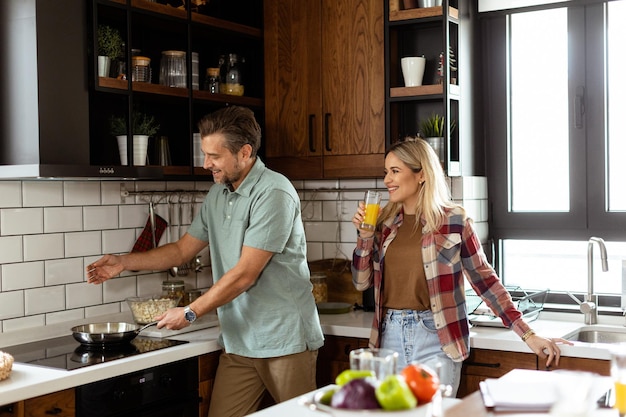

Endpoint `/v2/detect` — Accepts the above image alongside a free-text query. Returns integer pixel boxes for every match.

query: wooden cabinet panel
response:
[317,335,369,387]
[264,0,385,180]
[458,349,537,398]
[548,356,610,376]
[24,389,75,417]
[198,351,221,417]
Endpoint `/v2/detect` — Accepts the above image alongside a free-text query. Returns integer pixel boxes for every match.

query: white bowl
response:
[299,389,433,417]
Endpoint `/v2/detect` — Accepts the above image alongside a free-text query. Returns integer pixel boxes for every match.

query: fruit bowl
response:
[299,389,434,417]
[126,294,181,324]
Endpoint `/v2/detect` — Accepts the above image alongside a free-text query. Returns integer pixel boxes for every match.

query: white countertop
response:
[1,309,624,406]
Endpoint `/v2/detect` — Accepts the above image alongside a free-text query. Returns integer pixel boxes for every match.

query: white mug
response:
[401,56,426,87]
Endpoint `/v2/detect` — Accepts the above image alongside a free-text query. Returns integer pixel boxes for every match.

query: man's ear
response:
[240,143,253,160]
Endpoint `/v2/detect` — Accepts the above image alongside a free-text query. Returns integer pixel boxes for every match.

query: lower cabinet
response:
[198,351,221,417]
[458,348,611,398]
[317,335,369,387]
[458,349,538,398]
[23,389,75,417]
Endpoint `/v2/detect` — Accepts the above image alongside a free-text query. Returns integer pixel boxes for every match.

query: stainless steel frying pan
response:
[71,321,157,346]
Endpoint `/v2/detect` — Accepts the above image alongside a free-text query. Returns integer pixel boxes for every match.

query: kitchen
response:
[1,0,626,416]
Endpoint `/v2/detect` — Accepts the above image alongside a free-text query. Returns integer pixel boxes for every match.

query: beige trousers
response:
[207,349,319,417]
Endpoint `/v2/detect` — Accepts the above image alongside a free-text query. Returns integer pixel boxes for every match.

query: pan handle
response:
[136,321,159,334]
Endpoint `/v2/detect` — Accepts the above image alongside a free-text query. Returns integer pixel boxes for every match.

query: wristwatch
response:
[184,306,197,323]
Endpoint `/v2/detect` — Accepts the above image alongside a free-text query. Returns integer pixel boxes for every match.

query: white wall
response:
[0,177,487,333]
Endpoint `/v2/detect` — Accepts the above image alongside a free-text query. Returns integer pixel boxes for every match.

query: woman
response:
[351,137,570,395]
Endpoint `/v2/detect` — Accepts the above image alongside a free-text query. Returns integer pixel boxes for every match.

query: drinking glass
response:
[349,348,398,381]
[360,191,382,232]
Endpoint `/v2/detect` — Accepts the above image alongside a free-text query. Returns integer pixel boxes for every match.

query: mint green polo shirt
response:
[187,158,324,357]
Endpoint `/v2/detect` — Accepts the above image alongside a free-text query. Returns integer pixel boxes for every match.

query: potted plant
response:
[97,25,123,78]
[419,113,455,164]
[110,111,160,166]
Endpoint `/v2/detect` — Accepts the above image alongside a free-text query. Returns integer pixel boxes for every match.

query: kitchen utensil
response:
[70,321,158,346]
[168,198,179,277]
[176,197,190,276]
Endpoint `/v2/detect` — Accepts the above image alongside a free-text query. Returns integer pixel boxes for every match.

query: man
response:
[86,106,324,417]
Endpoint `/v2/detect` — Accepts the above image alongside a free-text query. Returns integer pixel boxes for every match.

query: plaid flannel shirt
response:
[352,206,531,361]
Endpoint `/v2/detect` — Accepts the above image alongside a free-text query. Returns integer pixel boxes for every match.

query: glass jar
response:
[310,272,328,304]
[132,56,152,83]
[159,50,186,88]
[162,280,185,306]
[223,53,244,96]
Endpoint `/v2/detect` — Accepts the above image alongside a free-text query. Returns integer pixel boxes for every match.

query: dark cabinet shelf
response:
[89,0,264,178]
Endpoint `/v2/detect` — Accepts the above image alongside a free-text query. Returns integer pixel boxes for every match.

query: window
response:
[482,1,626,296]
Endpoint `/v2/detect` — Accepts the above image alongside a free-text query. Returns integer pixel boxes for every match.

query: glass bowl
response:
[126,294,181,324]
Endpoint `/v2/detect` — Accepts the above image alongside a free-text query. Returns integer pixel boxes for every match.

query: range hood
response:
[0,0,161,179]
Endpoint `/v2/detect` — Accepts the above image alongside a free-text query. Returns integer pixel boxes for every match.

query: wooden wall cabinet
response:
[264,0,385,180]
[198,351,221,417]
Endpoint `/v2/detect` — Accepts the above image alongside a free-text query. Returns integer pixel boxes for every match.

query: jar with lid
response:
[310,272,328,304]
[223,53,244,96]
[205,67,220,93]
[132,56,152,83]
[159,50,186,88]
[162,280,186,306]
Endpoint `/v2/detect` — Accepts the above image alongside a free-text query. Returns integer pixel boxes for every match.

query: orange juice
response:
[616,381,626,416]
[361,203,380,231]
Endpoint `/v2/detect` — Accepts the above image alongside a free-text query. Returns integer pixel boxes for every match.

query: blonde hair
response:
[378,137,463,233]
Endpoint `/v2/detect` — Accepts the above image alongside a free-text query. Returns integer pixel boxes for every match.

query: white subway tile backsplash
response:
[25,285,65,315]
[119,205,150,228]
[46,308,84,325]
[1,208,44,235]
[304,221,339,242]
[103,276,137,303]
[338,179,377,189]
[0,291,24,320]
[0,182,22,208]
[22,181,63,207]
[83,205,118,231]
[339,221,358,243]
[0,236,23,264]
[137,272,168,295]
[102,181,132,205]
[301,201,323,222]
[2,261,44,290]
[44,207,83,233]
[64,181,101,206]
[3,314,45,332]
[322,242,352,261]
[45,257,84,286]
[66,282,103,309]
[302,179,340,190]
[65,231,102,257]
[102,228,136,254]
[85,303,120,317]
[24,233,64,261]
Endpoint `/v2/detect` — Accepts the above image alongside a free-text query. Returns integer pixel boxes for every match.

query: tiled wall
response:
[0,176,487,334]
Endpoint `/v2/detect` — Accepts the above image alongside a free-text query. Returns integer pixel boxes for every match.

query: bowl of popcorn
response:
[126,294,182,324]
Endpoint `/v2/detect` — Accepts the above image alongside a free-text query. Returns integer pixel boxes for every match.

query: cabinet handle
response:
[575,85,585,129]
[45,407,62,415]
[309,114,316,152]
[324,113,332,152]
[464,361,501,368]
[0,405,15,414]
[343,344,352,355]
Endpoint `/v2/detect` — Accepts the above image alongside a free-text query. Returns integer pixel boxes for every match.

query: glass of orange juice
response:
[611,345,626,416]
[360,191,382,232]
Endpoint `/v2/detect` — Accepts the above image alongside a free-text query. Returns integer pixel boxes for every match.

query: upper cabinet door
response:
[264,0,323,159]
[321,0,385,157]
[264,0,385,179]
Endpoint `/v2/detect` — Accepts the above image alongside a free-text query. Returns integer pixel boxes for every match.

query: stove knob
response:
[160,374,173,387]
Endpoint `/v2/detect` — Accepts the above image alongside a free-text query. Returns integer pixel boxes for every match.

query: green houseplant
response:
[419,114,455,165]
[97,25,123,59]
[110,111,160,166]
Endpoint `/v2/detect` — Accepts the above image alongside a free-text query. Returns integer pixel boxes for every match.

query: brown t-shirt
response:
[382,214,430,311]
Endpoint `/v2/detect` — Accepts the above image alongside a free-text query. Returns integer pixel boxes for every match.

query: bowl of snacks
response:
[300,364,440,417]
[126,294,181,324]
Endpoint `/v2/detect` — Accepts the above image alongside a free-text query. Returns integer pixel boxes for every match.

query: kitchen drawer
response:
[24,389,75,417]
[548,356,610,376]
[462,349,537,378]
[0,402,24,417]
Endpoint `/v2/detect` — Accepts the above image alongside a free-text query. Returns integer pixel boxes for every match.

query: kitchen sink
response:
[563,325,626,344]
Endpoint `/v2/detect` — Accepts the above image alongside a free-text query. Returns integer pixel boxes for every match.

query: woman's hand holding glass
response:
[353,202,375,239]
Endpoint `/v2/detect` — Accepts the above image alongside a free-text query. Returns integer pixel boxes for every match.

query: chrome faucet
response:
[581,237,609,325]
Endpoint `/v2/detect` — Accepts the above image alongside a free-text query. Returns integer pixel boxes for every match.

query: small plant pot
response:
[425,136,445,165]
[98,56,111,77]
[117,135,149,166]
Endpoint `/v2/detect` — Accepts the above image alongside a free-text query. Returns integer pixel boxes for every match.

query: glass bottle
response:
[310,272,328,304]
[223,53,244,96]
[205,67,220,93]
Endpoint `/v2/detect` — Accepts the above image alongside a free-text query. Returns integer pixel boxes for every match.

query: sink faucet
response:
[581,237,609,325]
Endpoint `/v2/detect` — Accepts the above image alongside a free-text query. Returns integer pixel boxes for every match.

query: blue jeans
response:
[381,309,461,396]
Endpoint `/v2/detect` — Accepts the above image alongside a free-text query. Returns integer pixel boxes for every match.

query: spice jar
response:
[132,56,152,83]
[205,67,220,93]
[310,272,328,304]
[162,280,186,306]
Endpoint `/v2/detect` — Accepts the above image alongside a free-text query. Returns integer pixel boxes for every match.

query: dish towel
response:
[131,214,167,253]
